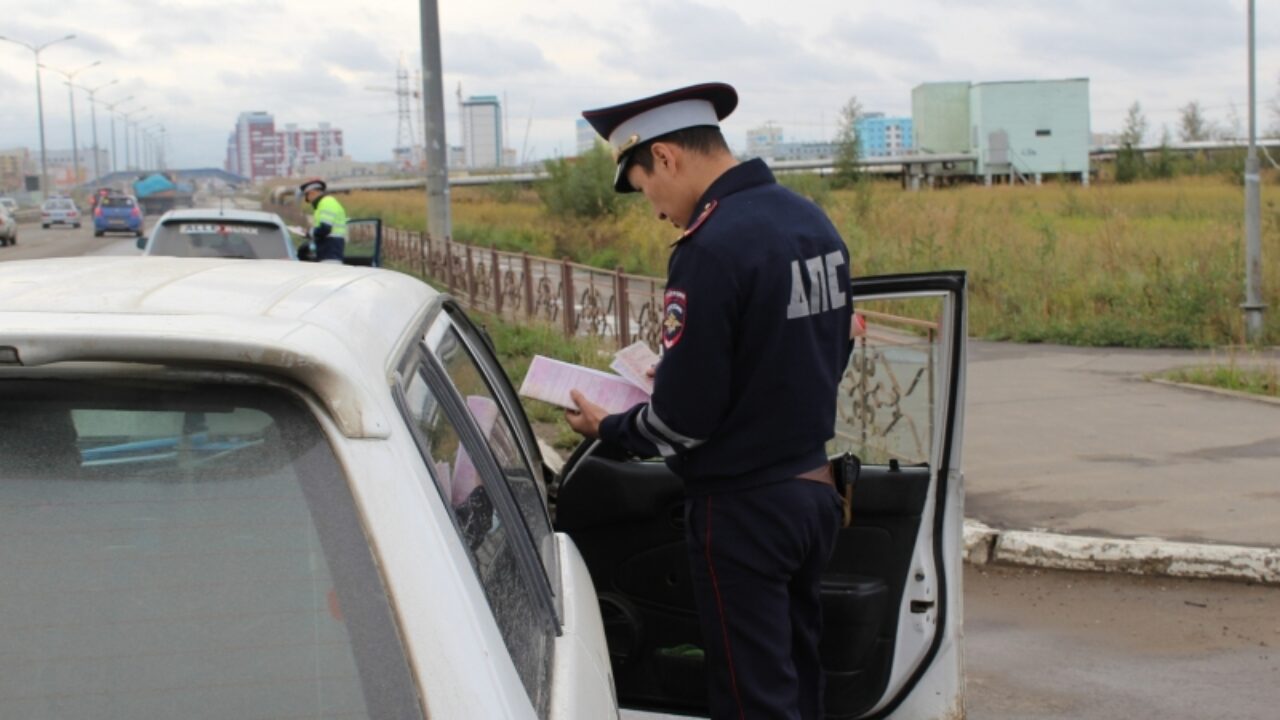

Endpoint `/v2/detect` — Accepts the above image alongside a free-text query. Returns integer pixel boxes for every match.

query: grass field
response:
[347,174,1280,348]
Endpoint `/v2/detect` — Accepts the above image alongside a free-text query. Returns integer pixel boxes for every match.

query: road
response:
[964,565,1277,719]
[0,220,143,261]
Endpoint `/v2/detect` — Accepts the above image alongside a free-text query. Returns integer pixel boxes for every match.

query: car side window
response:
[428,317,559,596]
[400,361,554,719]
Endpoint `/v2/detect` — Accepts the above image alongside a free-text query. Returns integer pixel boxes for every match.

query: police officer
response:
[298,178,347,262]
[565,82,854,720]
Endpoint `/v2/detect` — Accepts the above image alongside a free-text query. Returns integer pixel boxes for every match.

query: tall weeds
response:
[346,175,1280,348]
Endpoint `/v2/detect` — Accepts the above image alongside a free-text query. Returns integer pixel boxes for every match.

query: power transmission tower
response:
[365,55,422,170]
[395,59,413,166]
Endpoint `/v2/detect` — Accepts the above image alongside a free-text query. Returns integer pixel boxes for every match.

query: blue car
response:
[93,194,144,237]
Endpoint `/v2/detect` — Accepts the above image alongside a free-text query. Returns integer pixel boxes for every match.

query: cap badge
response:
[614,133,641,161]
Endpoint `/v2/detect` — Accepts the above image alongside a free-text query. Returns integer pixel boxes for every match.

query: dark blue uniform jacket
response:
[599,159,853,496]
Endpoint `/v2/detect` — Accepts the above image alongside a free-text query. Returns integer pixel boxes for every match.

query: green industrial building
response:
[911,78,1091,184]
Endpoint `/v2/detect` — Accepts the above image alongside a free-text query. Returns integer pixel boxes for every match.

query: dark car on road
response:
[92,195,144,237]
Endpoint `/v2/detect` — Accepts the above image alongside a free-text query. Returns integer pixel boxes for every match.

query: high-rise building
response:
[225,112,343,181]
[461,96,502,169]
[854,114,914,157]
[280,122,344,177]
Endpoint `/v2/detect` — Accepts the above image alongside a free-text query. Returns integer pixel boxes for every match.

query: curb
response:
[963,519,1280,586]
[1149,377,1280,407]
[541,439,1280,587]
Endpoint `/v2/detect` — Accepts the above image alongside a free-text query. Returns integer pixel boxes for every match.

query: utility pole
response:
[103,95,134,174]
[419,0,452,241]
[120,106,147,172]
[44,60,100,188]
[0,34,76,201]
[76,78,117,182]
[1243,0,1265,343]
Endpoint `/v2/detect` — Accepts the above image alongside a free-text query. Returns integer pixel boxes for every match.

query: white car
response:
[138,207,297,259]
[40,197,80,228]
[0,257,967,719]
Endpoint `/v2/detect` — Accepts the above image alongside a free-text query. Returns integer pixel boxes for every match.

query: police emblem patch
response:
[663,289,687,349]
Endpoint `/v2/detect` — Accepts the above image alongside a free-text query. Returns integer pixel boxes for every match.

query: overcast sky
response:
[1,0,1277,170]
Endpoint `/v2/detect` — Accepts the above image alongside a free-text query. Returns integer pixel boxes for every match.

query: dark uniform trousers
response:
[685,477,843,720]
[315,236,345,262]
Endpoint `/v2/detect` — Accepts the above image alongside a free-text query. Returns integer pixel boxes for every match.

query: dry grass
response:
[346,175,1280,348]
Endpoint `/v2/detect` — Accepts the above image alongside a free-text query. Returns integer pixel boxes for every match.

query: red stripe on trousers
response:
[705,497,746,720]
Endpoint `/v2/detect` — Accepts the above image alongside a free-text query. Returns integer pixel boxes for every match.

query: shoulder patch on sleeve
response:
[663,289,687,350]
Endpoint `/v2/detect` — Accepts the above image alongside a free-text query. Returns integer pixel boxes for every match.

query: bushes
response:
[537,144,627,219]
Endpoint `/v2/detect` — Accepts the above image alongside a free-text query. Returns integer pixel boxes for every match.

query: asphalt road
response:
[964,565,1278,719]
[0,219,143,261]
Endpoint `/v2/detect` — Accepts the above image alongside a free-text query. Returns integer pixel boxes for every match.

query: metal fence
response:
[378,225,665,350]
[273,204,945,466]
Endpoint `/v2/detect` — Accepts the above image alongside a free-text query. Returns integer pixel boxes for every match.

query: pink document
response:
[609,341,659,396]
[519,355,650,414]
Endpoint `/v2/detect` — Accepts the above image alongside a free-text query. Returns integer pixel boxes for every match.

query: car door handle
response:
[910,600,935,614]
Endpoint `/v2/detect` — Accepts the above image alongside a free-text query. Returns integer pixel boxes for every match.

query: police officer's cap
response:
[298,178,327,195]
[582,82,737,193]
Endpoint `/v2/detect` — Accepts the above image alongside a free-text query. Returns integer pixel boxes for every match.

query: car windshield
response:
[44,200,73,210]
[100,196,135,208]
[150,220,290,259]
[0,379,420,719]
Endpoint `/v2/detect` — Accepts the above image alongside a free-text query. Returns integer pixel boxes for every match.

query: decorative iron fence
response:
[270,203,944,465]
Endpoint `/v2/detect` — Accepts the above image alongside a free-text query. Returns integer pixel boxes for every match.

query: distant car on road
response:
[92,194,144,238]
[137,207,296,259]
[0,198,18,216]
[40,198,80,229]
[0,206,15,246]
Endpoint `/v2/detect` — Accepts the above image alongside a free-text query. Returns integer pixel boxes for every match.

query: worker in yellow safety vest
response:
[298,178,347,262]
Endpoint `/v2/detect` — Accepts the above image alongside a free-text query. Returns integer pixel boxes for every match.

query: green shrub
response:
[537,144,626,219]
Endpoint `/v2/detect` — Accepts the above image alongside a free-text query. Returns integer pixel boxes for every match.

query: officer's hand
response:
[565,389,607,439]
[851,312,867,338]
[645,361,658,380]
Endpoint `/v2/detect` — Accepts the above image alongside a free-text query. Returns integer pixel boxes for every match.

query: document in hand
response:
[519,355,651,415]
[609,340,659,396]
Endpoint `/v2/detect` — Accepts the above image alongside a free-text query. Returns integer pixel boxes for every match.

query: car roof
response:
[0,257,442,437]
[157,207,287,225]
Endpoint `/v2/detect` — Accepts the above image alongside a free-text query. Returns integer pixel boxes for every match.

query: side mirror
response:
[135,236,146,251]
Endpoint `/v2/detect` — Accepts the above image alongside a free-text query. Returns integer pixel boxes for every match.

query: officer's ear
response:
[649,141,678,173]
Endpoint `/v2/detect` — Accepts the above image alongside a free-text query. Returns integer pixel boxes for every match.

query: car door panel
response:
[558,271,966,719]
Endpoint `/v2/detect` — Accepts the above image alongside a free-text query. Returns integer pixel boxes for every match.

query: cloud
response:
[320,32,395,75]
[442,32,554,77]
[598,1,860,88]
[824,13,941,66]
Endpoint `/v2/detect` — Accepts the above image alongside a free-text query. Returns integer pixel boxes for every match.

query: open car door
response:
[554,271,967,719]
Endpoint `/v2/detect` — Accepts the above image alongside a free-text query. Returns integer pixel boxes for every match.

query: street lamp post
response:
[43,60,101,188]
[102,96,134,174]
[132,115,153,171]
[0,33,76,201]
[119,107,147,172]
[1243,0,1266,343]
[74,79,117,182]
